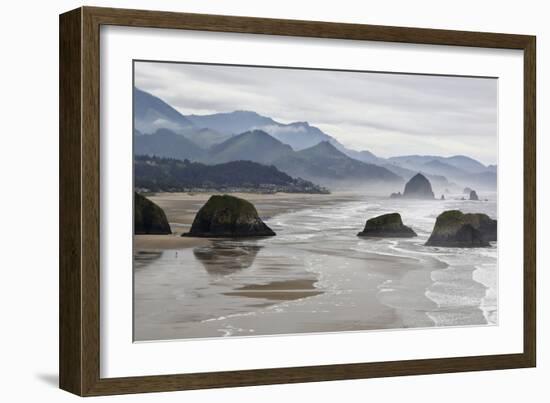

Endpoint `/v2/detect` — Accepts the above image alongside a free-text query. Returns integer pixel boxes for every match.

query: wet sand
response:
[133,192,496,340]
[134,234,209,250]
[136,191,361,250]
[150,191,362,222]
[223,279,323,301]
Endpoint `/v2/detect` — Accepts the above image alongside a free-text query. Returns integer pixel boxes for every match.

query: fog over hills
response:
[133,87,496,190]
[208,130,293,164]
[188,111,276,136]
[134,88,231,148]
[134,128,206,161]
[272,141,402,188]
[387,155,489,174]
[134,88,195,135]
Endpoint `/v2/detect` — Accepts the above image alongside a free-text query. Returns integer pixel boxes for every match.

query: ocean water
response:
[134,193,497,341]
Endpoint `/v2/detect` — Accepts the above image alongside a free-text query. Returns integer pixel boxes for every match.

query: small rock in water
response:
[390,191,402,199]
[402,173,434,199]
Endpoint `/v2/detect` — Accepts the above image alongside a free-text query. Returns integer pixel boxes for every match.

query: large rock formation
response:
[357,213,417,238]
[426,210,497,247]
[403,173,434,199]
[469,190,479,201]
[462,212,497,241]
[134,192,171,234]
[184,195,276,237]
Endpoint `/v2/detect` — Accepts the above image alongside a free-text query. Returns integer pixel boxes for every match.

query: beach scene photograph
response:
[133,61,498,342]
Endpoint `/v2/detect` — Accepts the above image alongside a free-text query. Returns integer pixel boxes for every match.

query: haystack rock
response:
[183,195,276,237]
[134,192,171,234]
[403,173,434,199]
[426,210,497,247]
[469,190,479,201]
[357,213,417,238]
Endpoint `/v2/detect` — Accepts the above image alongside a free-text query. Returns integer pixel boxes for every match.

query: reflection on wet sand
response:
[223,279,323,301]
[134,250,163,270]
[192,241,263,275]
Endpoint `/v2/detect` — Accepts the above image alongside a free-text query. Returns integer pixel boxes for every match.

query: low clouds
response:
[135,61,497,165]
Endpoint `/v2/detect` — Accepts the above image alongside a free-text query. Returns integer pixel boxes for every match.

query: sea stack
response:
[469,190,479,201]
[390,191,402,199]
[184,195,276,237]
[134,192,171,234]
[426,210,497,247]
[403,173,435,199]
[357,213,417,238]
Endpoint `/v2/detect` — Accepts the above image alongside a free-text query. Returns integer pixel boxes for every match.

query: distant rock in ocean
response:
[357,213,417,238]
[390,191,402,199]
[388,174,434,199]
[403,173,434,199]
[426,210,497,247]
[469,190,479,201]
[183,195,276,237]
[441,194,445,200]
[134,192,171,234]
[388,173,434,200]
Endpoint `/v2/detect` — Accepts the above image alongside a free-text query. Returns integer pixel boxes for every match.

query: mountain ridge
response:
[133,87,494,190]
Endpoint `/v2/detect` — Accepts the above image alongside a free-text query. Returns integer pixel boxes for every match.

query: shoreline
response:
[135,191,362,250]
[133,191,497,340]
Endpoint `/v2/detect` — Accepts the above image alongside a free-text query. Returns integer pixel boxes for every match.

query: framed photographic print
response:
[59,6,536,396]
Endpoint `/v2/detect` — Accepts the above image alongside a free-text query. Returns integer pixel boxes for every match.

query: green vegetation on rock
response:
[357,213,417,238]
[184,195,276,238]
[426,210,497,247]
[134,192,171,234]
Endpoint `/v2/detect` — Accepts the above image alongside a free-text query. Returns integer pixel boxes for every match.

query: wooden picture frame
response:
[59,6,536,396]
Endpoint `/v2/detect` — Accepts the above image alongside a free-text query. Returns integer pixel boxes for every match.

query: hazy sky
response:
[135,61,498,165]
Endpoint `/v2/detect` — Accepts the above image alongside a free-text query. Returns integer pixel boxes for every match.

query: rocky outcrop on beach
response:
[183,194,276,237]
[403,173,434,199]
[357,213,417,238]
[426,210,497,247]
[469,190,479,201]
[134,192,171,234]
[462,212,497,241]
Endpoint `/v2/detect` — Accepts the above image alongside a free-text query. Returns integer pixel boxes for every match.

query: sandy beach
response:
[135,191,360,248]
[133,191,497,341]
